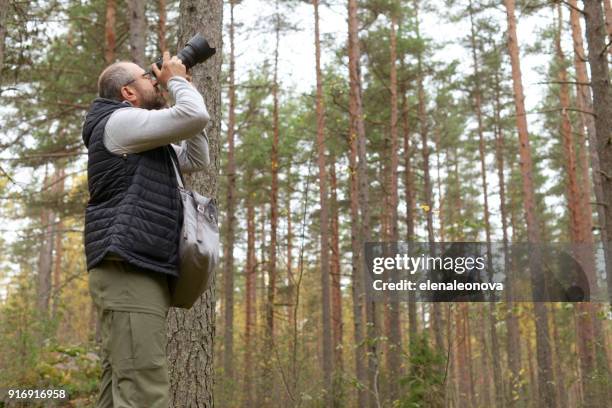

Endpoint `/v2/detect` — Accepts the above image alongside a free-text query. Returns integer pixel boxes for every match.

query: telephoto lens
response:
[154,33,216,71]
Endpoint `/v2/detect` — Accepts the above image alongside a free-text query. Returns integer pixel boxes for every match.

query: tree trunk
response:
[583,0,612,304]
[330,160,343,375]
[126,0,146,67]
[402,85,418,347]
[551,305,568,408]
[243,170,256,407]
[525,335,538,404]
[52,166,65,318]
[158,0,167,53]
[493,50,522,406]
[222,0,237,384]
[455,304,472,408]
[467,3,502,404]
[557,5,601,406]
[415,0,443,354]
[347,64,368,408]
[104,0,116,64]
[0,0,8,74]
[383,12,402,402]
[166,1,222,407]
[348,0,377,404]
[266,0,280,353]
[37,166,54,316]
[313,0,333,401]
[570,0,611,303]
[255,206,267,407]
[503,1,556,406]
[557,3,583,242]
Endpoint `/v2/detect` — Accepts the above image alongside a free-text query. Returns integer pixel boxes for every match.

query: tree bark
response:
[0,0,8,75]
[222,0,237,383]
[347,56,368,408]
[266,0,280,352]
[166,1,222,407]
[557,3,583,243]
[242,170,256,407]
[583,0,612,304]
[492,47,522,406]
[503,1,556,406]
[348,0,377,404]
[382,11,402,402]
[551,305,568,408]
[467,3,502,404]
[51,166,64,318]
[415,0,443,354]
[126,0,146,67]
[569,0,611,303]
[37,166,54,316]
[329,160,343,376]
[312,0,333,401]
[455,304,472,408]
[104,0,116,64]
[557,5,600,406]
[158,0,167,53]
[402,83,418,347]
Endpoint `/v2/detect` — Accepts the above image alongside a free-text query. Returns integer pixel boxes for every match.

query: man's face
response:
[124,63,166,110]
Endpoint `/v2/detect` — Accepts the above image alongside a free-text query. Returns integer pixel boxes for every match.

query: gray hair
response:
[97,62,134,101]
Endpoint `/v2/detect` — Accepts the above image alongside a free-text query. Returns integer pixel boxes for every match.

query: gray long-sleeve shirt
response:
[104,76,210,174]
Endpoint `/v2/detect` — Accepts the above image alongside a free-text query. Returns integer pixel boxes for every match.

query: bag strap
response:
[168,146,185,188]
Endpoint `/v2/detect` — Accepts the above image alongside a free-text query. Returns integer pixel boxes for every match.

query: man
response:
[82,52,209,407]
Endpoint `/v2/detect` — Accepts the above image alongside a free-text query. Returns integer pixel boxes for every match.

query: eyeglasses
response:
[123,71,154,87]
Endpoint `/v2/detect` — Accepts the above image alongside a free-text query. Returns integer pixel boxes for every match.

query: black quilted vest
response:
[82,98,182,276]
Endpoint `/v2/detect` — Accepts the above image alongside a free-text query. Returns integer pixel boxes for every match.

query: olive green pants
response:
[89,260,171,408]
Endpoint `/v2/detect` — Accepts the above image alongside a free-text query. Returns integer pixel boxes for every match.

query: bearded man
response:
[82,52,209,407]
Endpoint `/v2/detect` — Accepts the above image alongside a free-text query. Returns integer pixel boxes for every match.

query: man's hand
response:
[152,51,187,88]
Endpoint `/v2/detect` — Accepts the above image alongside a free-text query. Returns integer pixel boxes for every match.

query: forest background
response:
[0,0,611,407]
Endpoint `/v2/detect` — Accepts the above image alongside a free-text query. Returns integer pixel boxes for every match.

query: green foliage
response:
[394,333,446,408]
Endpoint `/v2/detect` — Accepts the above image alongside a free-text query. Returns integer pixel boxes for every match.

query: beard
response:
[140,85,167,110]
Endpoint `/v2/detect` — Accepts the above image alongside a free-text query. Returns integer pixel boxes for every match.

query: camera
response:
[154,33,216,71]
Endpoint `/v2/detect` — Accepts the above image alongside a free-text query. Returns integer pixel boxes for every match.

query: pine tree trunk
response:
[104,0,116,64]
[330,161,343,374]
[467,3,503,404]
[222,0,237,384]
[166,2,222,406]
[414,0,442,355]
[243,170,256,407]
[158,0,167,53]
[37,166,54,316]
[126,0,146,67]
[557,3,583,242]
[348,73,368,408]
[348,0,377,404]
[493,53,522,406]
[51,166,65,318]
[0,0,8,75]
[570,0,611,303]
[313,0,333,401]
[402,87,418,346]
[551,305,568,408]
[557,5,600,406]
[383,12,402,402]
[456,304,472,408]
[286,193,292,283]
[583,0,612,305]
[255,207,267,407]
[261,7,281,401]
[503,1,556,406]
